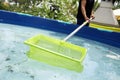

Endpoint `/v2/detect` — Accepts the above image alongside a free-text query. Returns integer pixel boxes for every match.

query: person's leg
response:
[77,19,84,25]
[77,19,89,26]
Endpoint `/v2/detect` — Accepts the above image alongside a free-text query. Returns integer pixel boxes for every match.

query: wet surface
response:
[0,23,120,80]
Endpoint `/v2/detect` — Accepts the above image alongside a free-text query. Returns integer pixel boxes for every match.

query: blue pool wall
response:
[0,10,120,48]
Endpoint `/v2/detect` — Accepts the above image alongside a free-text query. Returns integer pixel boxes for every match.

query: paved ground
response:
[91,1,119,27]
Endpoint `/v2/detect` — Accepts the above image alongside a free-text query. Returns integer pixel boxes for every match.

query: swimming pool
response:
[0,23,120,80]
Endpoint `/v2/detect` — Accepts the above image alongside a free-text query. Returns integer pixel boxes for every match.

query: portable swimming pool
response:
[0,10,120,80]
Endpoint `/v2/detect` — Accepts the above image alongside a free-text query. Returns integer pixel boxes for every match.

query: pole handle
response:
[63,18,93,41]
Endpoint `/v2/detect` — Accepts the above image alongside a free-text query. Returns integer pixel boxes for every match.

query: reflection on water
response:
[0,23,120,80]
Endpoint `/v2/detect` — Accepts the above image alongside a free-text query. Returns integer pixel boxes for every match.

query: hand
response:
[90,14,95,19]
[84,16,90,22]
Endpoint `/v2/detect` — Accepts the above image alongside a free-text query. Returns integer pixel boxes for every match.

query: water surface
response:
[0,23,120,80]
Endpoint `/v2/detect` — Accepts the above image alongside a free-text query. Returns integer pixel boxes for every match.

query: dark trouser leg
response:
[77,19,89,26]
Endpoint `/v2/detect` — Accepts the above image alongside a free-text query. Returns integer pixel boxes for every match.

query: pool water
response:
[0,23,120,80]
